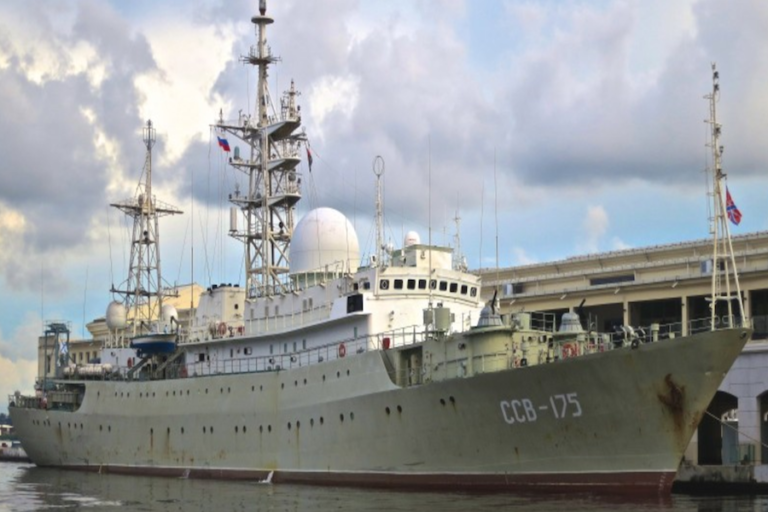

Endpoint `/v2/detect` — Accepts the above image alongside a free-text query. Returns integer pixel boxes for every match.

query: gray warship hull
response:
[10,327,749,494]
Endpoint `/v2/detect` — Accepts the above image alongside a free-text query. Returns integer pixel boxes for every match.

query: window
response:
[293,341,297,352]
[394,279,404,290]
[198,353,205,362]
[302,339,307,350]
[418,279,427,290]
[269,344,274,355]
[244,347,252,356]
[275,305,280,316]
[449,283,458,293]
[283,343,287,353]
[362,281,371,290]
[439,281,448,291]
[460,285,468,295]
[407,279,416,290]
[589,274,635,286]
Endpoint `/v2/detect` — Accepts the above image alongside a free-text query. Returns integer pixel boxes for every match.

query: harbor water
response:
[2,462,768,512]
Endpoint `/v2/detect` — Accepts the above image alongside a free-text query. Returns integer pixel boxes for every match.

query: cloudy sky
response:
[1,0,768,409]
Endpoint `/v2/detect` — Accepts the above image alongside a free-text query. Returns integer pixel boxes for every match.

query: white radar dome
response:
[404,231,421,247]
[106,301,127,330]
[290,207,360,275]
[161,304,178,325]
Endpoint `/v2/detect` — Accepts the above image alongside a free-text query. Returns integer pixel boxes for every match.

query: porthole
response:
[236,426,239,433]
[350,412,354,421]
[167,427,170,434]
[259,425,263,433]
[386,407,390,415]
[252,386,255,392]
[397,405,402,413]
[108,426,111,432]
[440,398,446,405]
[205,389,209,394]
[181,427,185,434]
[243,426,247,433]
[346,369,350,376]
[268,425,272,433]
[310,418,314,427]
[211,426,214,434]
[449,396,455,404]
[320,417,324,425]
[204,426,207,433]
[281,383,285,389]
[297,421,300,429]
[340,414,344,422]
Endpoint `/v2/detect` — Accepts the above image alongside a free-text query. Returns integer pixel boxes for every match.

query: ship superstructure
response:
[8,3,752,496]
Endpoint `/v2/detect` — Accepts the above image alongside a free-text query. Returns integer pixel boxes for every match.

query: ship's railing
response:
[110,325,429,380]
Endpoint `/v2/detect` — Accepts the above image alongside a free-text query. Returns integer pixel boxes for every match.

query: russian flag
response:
[726,187,742,226]
[217,136,231,152]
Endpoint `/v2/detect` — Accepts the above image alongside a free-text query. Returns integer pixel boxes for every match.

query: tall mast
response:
[373,155,385,267]
[110,120,182,336]
[705,63,746,330]
[216,0,304,298]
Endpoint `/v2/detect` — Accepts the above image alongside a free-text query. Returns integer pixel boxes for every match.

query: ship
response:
[9,2,751,495]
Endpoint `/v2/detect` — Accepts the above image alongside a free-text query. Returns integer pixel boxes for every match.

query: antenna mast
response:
[110,120,182,338]
[705,63,745,330]
[216,0,304,298]
[373,156,386,266]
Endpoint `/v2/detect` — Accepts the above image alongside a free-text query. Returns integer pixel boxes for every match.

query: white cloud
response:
[578,205,609,254]
[135,20,237,165]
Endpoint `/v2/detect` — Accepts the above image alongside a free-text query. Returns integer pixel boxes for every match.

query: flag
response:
[306,146,313,172]
[726,187,742,226]
[217,136,231,152]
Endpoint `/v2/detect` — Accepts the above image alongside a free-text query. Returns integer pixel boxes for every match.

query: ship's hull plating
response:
[10,328,749,494]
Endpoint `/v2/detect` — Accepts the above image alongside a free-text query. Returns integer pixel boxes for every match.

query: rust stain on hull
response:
[657,373,686,446]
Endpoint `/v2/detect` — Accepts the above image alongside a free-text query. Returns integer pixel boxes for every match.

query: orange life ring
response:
[218,322,227,336]
[338,343,346,358]
[562,343,578,359]
[237,325,245,335]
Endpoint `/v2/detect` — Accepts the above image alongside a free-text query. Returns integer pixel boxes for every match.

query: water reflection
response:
[1,463,767,512]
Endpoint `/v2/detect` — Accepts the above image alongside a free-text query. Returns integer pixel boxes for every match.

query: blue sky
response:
[1,0,768,409]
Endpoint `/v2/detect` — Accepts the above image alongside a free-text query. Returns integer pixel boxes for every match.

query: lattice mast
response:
[373,156,386,267]
[216,0,304,298]
[110,120,182,335]
[705,64,745,330]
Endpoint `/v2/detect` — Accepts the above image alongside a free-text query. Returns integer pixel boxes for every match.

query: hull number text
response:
[500,393,582,425]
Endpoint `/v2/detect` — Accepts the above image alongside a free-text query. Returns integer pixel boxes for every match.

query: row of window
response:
[379,278,478,297]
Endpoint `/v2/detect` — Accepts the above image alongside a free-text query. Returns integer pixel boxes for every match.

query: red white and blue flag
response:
[726,187,742,226]
[306,145,314,171]
[217,136,231,152]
